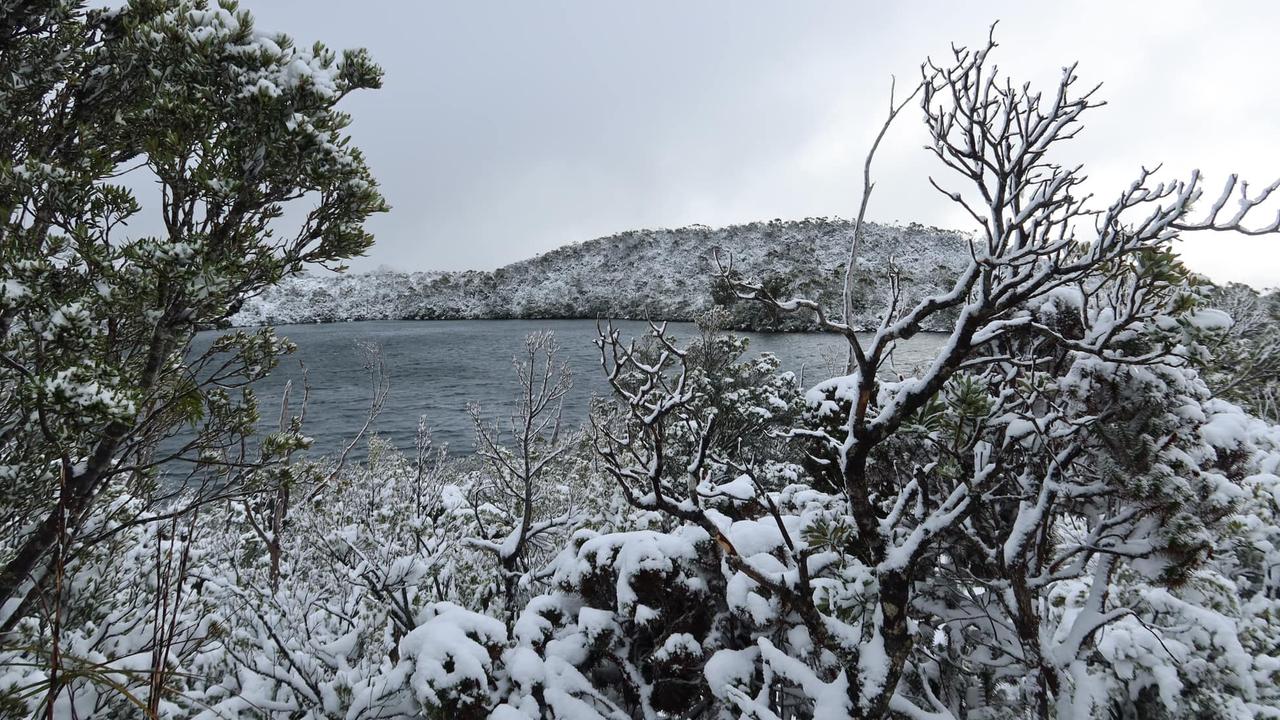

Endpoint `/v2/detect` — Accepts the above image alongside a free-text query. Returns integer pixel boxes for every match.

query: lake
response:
[195,320,947,456]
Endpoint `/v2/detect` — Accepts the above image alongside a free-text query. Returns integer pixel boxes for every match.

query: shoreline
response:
[220,315,952,335]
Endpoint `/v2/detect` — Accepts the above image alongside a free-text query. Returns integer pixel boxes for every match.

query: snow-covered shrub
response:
[185,433,483,717]
[396,603,509,719]
[1203,284,1280,423]
[691,33,1280,720]
[6,10,1280,720]
[232,219,972,332]
[0,497,211,717]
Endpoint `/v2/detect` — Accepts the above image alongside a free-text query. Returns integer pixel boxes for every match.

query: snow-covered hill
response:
[231,218,972,331]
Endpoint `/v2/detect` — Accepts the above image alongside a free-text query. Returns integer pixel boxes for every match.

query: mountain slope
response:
[231,218,972,331]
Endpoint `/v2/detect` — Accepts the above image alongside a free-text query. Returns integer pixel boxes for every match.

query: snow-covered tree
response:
[466,331,582,623]
[283,31,1280,720]
[231,219,971,331]
[5,12,1280,720]
[697,31,1280,719]
[0,0,385,711]
[1203,284,1280,422]
[422,31,1280,720]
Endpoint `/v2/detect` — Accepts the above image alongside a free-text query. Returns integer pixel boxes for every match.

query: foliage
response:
[1202,283,1280,422]
[232,219,971,332]
[4,12,1280,720]
[0,0,385,712]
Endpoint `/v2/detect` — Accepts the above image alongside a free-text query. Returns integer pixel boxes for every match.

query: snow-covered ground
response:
[231,219,971,331]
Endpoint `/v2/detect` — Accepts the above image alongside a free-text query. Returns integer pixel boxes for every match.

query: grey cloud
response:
[133,1,1280,287]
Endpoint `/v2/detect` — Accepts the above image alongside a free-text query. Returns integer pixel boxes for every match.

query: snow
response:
[1188,307,1233,331]
[230,219,970,330]
[856,629,890,712]
[0,278,27,302]
[563,527,710,612]
[576,606,620,643]
[633,604,660,625]
[723,516,802,558]
[1202,408,1252,448]
[652,632,703,662]
[758,638,852,717]
[701,473,756,500]
[398,603,507,708]
[704,647,760,694]
[42,366,136,417]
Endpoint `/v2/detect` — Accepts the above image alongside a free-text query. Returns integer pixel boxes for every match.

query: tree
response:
[1203,283,1280,422]
[699,30,1280,718]
[367,31,1280,720]
[0,0,386,644]
[6,10,1279,718]
[466,331,579,623]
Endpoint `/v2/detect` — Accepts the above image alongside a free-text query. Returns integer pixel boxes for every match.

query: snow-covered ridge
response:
[231,218,971,331]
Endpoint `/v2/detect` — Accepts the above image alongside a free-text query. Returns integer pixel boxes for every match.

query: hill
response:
[230,218,972,331]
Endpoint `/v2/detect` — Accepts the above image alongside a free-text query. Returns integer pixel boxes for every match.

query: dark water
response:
[194,320,946,456]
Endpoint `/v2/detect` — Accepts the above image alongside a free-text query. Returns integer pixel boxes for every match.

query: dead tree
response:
[467,331,578,623]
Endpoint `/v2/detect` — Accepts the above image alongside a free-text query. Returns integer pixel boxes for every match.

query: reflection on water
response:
[191,320,947,456]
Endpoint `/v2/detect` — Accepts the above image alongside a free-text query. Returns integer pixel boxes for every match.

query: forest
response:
[230,219,970,333]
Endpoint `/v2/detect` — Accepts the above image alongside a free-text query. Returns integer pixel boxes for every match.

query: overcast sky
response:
[236,1,1278,288]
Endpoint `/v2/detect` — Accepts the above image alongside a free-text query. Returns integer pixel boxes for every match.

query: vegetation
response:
[231,218,971,332]
[2,4,1279,720]
[0,0,384,707]
[1202,284,1280,422]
